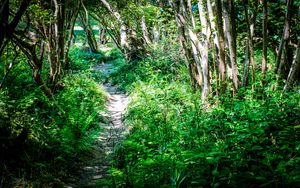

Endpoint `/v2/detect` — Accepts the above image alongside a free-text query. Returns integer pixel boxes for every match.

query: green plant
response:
[68,47,105,71]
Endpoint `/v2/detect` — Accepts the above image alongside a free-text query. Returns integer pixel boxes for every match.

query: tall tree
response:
[213,0,227,93]
[0,0,32,55]
[79,0,98,53]
[243,0,255,88]
[198,0,211,100]
[99,0,130,52]
[275,0,293,77]
[261,0,268,83]
[223,0,239,94]
[284,40,300,91]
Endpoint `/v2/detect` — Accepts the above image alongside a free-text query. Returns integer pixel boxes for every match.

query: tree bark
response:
[65,0,80,69]
[223,0,239,94]
[284,40,300,91]
[12,33,54,101]
[275,0,293,76]
[208,0,226,94]
[198,0,211,100]
[214,0,227,92]
[187,0,196,28]
[0,0,32,55]
[170,0,202,88]
[79,0,98,53]
[261,0,268,83]
[141,15,152,45]
[99,0,129,51]
[243,0,255,87]
[99,28,107,45]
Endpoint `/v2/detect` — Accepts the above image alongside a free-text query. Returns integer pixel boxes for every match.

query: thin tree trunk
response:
[184,0,203,87]
[261,0,268,84]
[187,0,196,28]
[65,0,80,69]
[284,40,300,91]
[170,0,202,88]
[80,0,98,53]
[12,34,54,100]
[242,44,250,86]
[0,0,32,55]
[243,0,255,87]
[198,0,211,100]
[214,0,227,92]
[275,0,293,76]
[99,28,107,45]
[48,0,66,85]
[223,0,239,94]
[141,15,152,45]
[208,0,226,94]
[152,24,160,43]
[99,0,129,51]
[0,50,18,89]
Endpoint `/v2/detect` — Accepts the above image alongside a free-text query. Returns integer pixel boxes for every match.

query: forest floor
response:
[66,58,129,187]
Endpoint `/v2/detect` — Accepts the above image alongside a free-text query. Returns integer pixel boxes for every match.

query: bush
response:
[68,47,105,71]
[109,56,188,91]
[0,48,108,186]
[107,47,300,187]
[114,81,300,187]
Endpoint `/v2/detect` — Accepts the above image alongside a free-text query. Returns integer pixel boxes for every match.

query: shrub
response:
[107,47,300,187]
[114,84,300,187]
[0,48,108,186]
[68,47,105,71]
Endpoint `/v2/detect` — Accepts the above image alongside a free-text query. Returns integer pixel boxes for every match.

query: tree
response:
[223,0,239,94]
[0,0,32,55]
[79,0,98,53]
[261,0,268,84]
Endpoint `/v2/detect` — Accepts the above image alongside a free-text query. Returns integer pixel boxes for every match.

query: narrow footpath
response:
[66,62,128,187]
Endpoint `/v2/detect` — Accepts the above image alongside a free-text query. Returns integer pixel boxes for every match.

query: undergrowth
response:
[0,46,107,186]
[106,44,300,187]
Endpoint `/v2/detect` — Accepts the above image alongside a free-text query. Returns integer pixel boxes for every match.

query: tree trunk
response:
[242,45,250,86]
[141,15,152,45]
[0,50,18,89]
[208,0,226,94]
[275,0,293,76]
[284,40,300,91]
[152,24,160,43]
[0,0,9,53]
[187,0,196,28]
[215,0,227,92]
[48,0,66,85]
[12,34,54,101]
[99,0,130,51]
[0,0,32,55]
[223,0,239,94]
[243,0,255,87]
[170,0,202,88]
[65,0,80,69]
[79,0,98,53]
[99,28,107,45]
[198,0,211,100]
[261,0,268,84]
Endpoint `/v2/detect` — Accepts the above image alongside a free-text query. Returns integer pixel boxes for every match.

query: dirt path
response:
[66,62,128,187]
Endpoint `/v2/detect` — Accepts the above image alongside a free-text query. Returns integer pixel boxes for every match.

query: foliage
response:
[68,47,106,71]
[108,47,300,187]
[109,44,187,91]
[114,83,300,187]
[0,48,107,186]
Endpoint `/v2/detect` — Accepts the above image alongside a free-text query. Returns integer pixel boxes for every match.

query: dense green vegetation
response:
[0,48,107,186]
[107,44,300,187]
[1,0,300,187]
